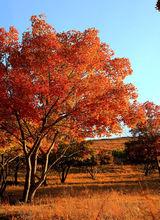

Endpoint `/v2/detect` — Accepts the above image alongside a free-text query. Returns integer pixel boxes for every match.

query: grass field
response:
[0,165,160,220]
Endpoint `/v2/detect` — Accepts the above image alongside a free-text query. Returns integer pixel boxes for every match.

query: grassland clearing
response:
[0,165,160,219]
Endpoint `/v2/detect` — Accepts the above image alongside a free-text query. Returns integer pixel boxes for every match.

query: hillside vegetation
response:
[88,137,132,152]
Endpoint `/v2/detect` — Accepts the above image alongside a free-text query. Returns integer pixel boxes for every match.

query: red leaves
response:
[130,102,160,163]
[58,28,113,74]
[0,15,140,146]
[131,101,160,138]
[107,58,133,80]
[0,26,18,56]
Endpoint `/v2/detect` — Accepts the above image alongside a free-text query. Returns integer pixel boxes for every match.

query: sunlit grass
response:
[1,190,160,220]
[1,165,160,219]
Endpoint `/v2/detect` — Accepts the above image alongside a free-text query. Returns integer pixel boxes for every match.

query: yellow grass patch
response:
[1,165,160,219]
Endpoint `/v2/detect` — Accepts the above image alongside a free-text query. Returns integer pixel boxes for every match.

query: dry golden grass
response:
[1,190,160,220]
[1,165,160,220]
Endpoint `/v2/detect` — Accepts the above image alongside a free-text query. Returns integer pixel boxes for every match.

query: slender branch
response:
[0,124,22,143]
[0,154,20,169]
[59,86,75,106]
[33,132,59,188]
[63,149,83,159]
[41,97,59,129]
[45,146,70,175]
[22,120,35,140]
[46,131,59,155]
[26,98,60,157]
[15,112,28,155]
[35,145,69,182]
[15,112,25,140]
[28,135,43,157]
[44,113,70,131]
[40,131,59,177]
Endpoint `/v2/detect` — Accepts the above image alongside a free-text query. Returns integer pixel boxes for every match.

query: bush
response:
[112,150,127,164]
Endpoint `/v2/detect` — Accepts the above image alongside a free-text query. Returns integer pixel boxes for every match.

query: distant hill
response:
[87,137,133,152]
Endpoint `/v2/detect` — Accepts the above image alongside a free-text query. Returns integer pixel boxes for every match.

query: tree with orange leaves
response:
[128,102,160,175]
[0,15,141,202]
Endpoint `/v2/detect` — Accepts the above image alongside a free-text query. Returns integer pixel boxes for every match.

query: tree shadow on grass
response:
[5,174,160,204]
[33,177,160,199]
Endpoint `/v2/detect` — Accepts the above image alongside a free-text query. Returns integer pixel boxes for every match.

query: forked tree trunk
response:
[27,155,50,203]
[22,153,38,203]
[22,151,51,203]
[22,132,58,203]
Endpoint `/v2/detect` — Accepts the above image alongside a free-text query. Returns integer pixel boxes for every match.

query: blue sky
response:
[0,0,160,105]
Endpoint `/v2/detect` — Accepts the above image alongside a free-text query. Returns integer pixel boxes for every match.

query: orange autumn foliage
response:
[130,102,160,164]
[0,15,142,147]
[0,15,145,202]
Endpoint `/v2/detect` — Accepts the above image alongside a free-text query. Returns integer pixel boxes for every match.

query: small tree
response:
[51,141,99,182]
[112,149,127,164]
[51,141,89,183]
[129,102,160,175]
[78,146,98,180]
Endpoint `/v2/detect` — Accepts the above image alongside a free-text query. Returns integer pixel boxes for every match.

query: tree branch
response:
[0,124,21,143]
[15,112,28,155]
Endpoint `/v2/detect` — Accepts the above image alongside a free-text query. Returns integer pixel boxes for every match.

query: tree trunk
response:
[27,185,37,203]
[14,157,20,186]
[61,165,70,183]
[22,133,58,203]
[87,166,96,179]
[22,151,50,203]
[27,171,47,203]
[22,156,32,203]
[0,167,8,201]
[43,178,47,186]
[0,155,8,201]
[144,163,149,176]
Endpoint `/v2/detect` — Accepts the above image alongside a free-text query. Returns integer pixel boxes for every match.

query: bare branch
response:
[0,154,20,168]
[0,124,22,143]
[22,120,35,140]
[45,145,69,175]
[41,97,59,129]
[44,112,70,131]
[46,131,59,155]
[15,112,28,155]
